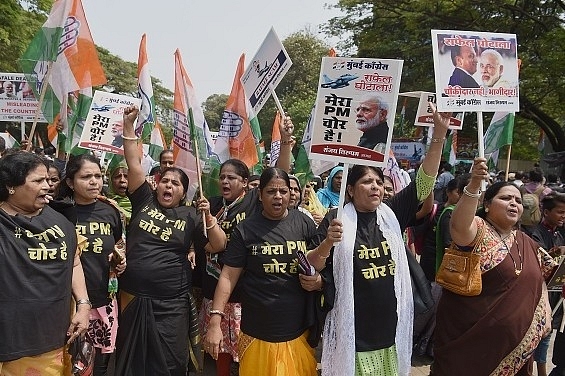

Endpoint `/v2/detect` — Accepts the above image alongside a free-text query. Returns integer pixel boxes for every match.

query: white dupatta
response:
[321,202,413,376]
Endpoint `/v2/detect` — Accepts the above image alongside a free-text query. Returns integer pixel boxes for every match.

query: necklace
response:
[486,220,523,276]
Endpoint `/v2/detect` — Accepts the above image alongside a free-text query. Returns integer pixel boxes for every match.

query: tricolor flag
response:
[173,49,216,200]
[0,132,20,149]
[64,87,93,155]
[148,122,167,162]
[443,129,458,166]
[213,54,260,170]
[484,112,515,154]
[19,0,106,123]
[269,111,282,167]
[135,34,156,141]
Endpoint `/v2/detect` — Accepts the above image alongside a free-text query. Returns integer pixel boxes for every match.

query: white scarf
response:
[321,202,413,376]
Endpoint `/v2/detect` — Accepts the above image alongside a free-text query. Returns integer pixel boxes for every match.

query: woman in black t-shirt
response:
[115,106,227,376]
[203,167,337,376]
[56,153,125,376]
[0,151,88,373]
[312,104,450,376]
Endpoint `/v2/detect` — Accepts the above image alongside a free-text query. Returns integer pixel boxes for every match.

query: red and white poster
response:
[309,57,403,167]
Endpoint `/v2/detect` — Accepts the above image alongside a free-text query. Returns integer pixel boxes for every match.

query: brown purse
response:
[435,226,484,296]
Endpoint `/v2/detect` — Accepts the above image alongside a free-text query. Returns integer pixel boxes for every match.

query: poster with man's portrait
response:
[431,30,519,112]
[79,91,141,155]
[309,57,403,168]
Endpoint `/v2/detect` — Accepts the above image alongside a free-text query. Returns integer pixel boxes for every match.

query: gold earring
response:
[8,188,14,195]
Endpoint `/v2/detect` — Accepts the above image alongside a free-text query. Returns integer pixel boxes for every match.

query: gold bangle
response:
[205,217,218,230]
[210,309,225,318]
[319,252,331,259]
[281,139,293,145]
[463,185,481,199]
[431,137,446,143]
[121,135,138,141]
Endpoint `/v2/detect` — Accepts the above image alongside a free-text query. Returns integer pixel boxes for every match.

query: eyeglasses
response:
[290,187,301,192]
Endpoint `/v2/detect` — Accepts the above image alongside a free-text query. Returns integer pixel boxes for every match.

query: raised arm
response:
[275,115,295,173]
[121,106,145,192]
[450,157,488,246]
[419,103,450,179]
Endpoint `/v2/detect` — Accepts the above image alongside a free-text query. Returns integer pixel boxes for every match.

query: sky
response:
[82,0,341,102]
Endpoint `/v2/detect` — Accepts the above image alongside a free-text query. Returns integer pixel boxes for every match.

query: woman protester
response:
[46,159,62,198]
[56,153,126,376]
[198,115,299,375]
[106,161,132,224]
[0,151,89,374]
[203,167,336,375]
[196,158,260,375]
[313,103,450,376]
[317,166,343,209]
[433,157,557,376]
[115,106,226,376]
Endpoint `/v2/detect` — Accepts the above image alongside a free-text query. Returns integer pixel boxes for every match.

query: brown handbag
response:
[435,226,484,296]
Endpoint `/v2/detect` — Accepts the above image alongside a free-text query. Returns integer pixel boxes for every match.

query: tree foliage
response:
[324,0,565,163]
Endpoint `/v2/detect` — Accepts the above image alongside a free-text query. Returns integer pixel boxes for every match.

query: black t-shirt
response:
[195,188,261,301]
[120,182,201,298]
[0,206,77,361]
[75,201,122,308]
[221,209,317,342]
[313,182,419,352]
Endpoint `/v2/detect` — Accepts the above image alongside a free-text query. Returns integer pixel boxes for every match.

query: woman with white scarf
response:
[308,104,450,376]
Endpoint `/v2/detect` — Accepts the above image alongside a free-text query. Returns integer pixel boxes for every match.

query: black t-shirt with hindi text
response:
[221,209,317,342]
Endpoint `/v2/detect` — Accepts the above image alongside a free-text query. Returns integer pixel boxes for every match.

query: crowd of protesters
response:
[1,104,564,376]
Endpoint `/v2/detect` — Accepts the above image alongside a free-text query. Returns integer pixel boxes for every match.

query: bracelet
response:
[318,252,331,259]
[281,139,293,145]
[463,185,481,199]
[209,309,225,318]
[205,217,218,230]
[76,299,92,309]
[121,135,139,141]
[431,137,446,143]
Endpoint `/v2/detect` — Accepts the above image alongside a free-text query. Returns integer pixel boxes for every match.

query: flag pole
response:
[504,144,512,181]
[27,61,54,151]
[269,84,285,117]
[188,109,207,237]
[477,111,487,191]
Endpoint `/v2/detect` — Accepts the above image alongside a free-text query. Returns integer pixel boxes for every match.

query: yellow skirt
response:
[238,331,317,376]
[0,347,64,376]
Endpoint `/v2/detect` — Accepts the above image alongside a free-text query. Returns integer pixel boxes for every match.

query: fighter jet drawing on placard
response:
[320,74,359,89]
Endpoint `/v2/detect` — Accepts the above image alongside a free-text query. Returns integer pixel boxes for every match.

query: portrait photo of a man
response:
[448,44,480,88]
[355,95,389,154]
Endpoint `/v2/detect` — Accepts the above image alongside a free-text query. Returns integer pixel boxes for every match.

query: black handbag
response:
[406,246,434,314]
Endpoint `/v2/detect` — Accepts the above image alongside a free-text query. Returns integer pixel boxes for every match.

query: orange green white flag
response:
[19,0,106,123]
[213,54,259,170]
[136,34,156,141]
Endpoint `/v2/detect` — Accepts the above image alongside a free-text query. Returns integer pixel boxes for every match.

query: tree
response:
[202,94,229,131]
[324,0,565,168]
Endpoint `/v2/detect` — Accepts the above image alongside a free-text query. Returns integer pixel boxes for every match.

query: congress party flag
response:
[173,49,217,200]
[19,0,106,123]
[135,34,156,142]
[214,54,260,170]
